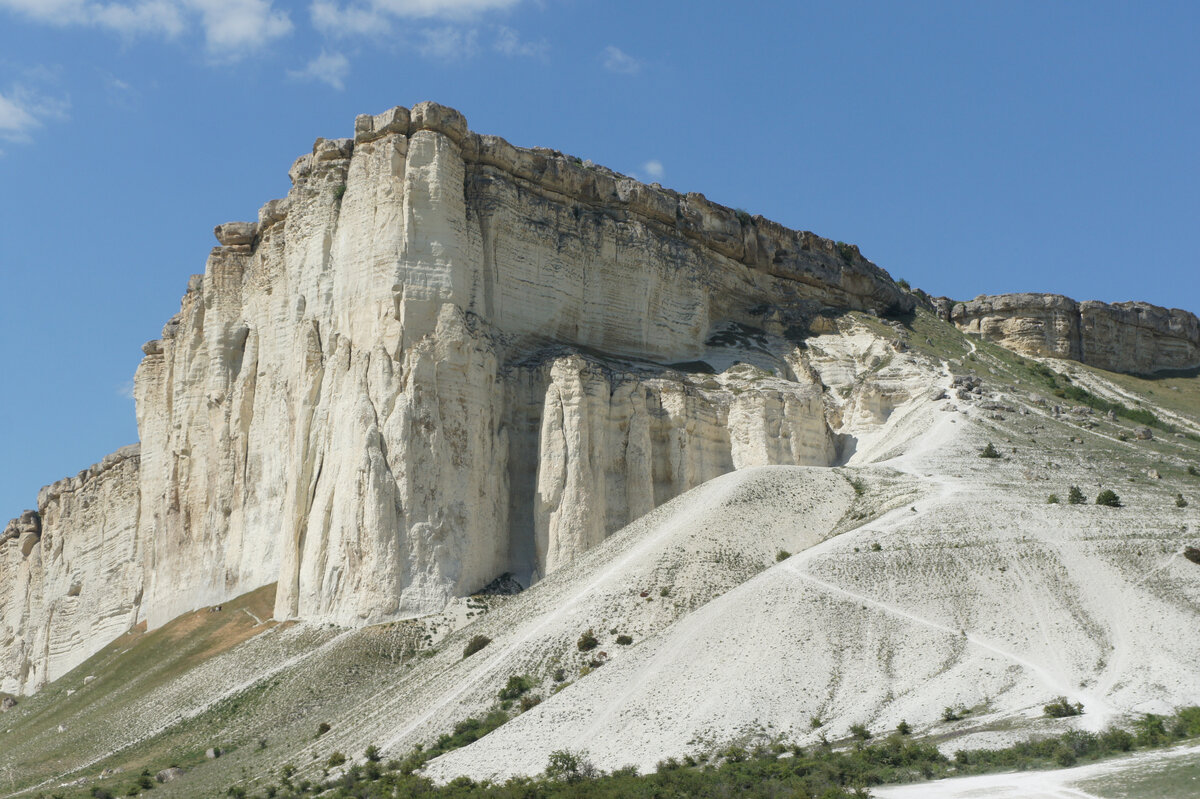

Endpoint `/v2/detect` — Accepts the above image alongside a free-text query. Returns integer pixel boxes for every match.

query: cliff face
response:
[947,293,1200,374]
[3,101,910,691]
[0,447,141,695]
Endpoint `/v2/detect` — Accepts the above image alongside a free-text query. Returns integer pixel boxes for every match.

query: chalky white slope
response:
[423,363,1200,780]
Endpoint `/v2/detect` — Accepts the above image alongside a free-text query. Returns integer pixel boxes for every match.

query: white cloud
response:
[642,159,663,179]
[0,93,39,139]
[311,0,387,36]
[289,50,350,90]
[0,85,70,145]
[185,0,292,58]
[416,25,477,60]
[0,0,184,34]
[0,0,292,57]
[493,25,545,59]
[602,45,640,75]
[323,0,519,20]
[118,379,136,400]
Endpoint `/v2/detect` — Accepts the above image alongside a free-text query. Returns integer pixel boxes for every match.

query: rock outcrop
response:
[0,446,141,694]
[946,293,1200,374]
[3,102,912,691]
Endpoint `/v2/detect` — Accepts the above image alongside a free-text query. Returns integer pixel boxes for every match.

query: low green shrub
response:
[1096,489,1122,508]
[979,443,1001,459]
[1068,486,1086,505]
[577,630,599,652]
[1044,697,1084,718]
[498,675,534,701]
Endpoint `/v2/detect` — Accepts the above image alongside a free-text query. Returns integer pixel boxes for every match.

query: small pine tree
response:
[1068,486,1086,505]
[896,719,912,736]
[1096,489,1122,508]
[979,443,1001,459]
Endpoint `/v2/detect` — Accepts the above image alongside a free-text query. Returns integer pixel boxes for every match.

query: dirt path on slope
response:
[872,742,1200,799]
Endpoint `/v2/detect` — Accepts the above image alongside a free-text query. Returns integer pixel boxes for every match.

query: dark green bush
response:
[1068,486,1086,505]
[1096,489,1122,508]
[615,634,633,645]
[776,549,791,562]
[1047,494,1060,504]
[498,674,534,701]
[896,719,912,735]
[1186,546,1200,565]
[979,443,1001,459]
[327,752,346,768]
[544,749,597,784]
[1044,697,1084,718]
[316,722,331,737]
[1177,494,1189,508]
[577,630,599,652]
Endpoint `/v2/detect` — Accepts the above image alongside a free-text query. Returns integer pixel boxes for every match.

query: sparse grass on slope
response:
[0,584,281,784]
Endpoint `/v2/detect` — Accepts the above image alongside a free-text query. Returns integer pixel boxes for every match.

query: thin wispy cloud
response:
[493,24,545,59]
[0,85,70,147]
[602,45,640,75]
[312,0,519,23]
[642,159,663,179]
[289,50,350,90]
[417,25,478,60]
[0,0,293,59]
[310,0,386,36]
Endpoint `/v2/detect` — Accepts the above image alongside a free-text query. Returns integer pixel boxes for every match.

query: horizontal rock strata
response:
[0,446,141,694]
[5,102,910,692]
[946,293,1200,374]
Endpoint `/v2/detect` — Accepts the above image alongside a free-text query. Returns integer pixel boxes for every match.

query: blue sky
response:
[1,1,1198,515]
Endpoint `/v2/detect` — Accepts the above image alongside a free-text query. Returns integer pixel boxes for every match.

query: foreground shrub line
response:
[185,706,1200,799]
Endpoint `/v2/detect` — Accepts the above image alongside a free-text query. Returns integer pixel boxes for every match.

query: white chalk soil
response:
[874,743,1200,799]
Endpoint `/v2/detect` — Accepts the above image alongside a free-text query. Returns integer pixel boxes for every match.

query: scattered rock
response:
[0,696,16,710]
[206,747,221,759]
[1147,469,1162,480]
[156,767,185,783]
[1136,427,1154,441]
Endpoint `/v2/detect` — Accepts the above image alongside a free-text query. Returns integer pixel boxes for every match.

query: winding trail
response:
[786,365,1117,720]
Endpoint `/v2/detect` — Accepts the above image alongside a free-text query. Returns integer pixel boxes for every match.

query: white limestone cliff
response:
[945,293,1200,374]
[0,447,141,694]
[2,102,912,693]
